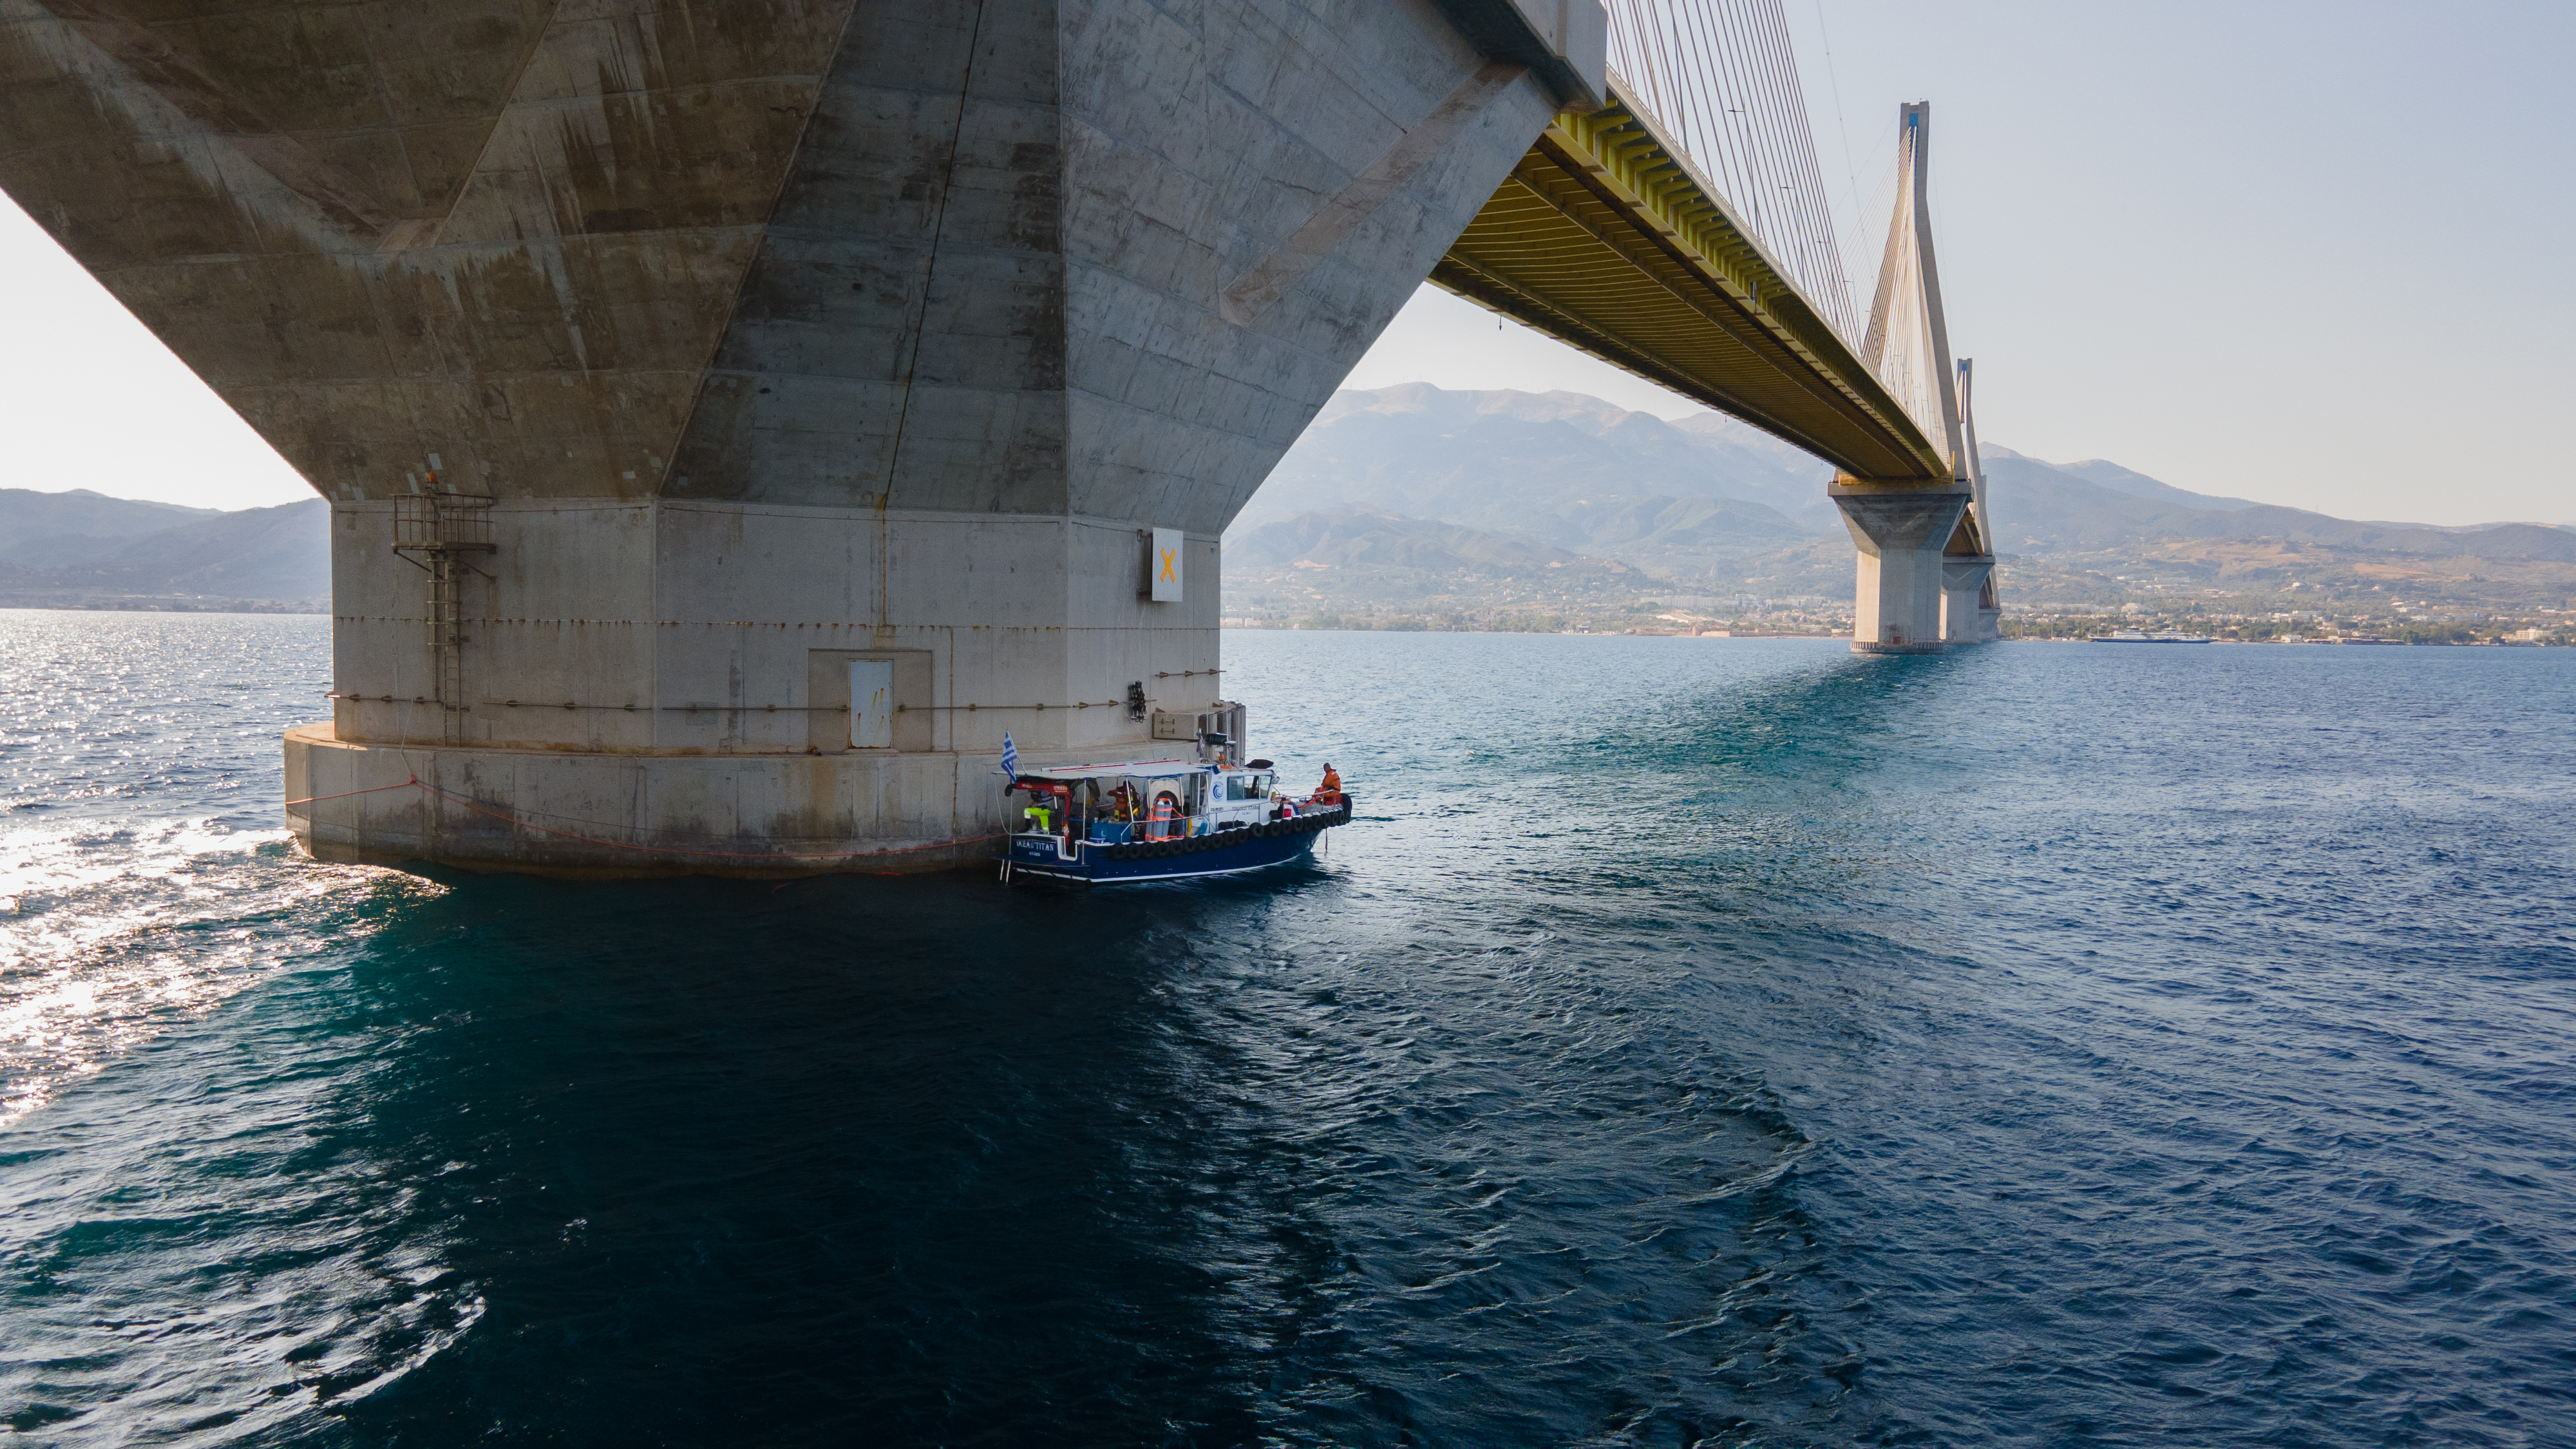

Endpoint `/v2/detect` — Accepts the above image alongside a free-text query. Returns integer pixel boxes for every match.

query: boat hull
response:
[1000,800,1351,886]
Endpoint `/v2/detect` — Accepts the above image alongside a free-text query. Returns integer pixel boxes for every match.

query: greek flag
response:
[999,731,1019,780]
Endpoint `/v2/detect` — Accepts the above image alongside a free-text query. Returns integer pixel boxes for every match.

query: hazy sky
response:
[2,1,2568,523]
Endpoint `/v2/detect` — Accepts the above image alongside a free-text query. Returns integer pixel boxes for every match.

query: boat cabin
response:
[1007,757,1296,855]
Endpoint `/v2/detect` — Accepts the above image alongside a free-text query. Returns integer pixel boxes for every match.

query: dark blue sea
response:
[3,610,2571,1447]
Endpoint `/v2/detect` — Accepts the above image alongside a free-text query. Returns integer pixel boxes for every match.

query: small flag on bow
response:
[999,731,1019,780]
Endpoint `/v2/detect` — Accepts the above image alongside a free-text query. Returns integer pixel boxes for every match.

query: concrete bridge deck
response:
[1436,88,1949,489]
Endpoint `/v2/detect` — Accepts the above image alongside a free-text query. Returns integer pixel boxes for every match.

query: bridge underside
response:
[1432,89,1993,650]
[1432,91,1948,488]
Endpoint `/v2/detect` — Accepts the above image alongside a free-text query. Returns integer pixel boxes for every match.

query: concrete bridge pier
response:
[1942,555,1997,646]
[1832,481,1973,655]
[0,0,1605,875]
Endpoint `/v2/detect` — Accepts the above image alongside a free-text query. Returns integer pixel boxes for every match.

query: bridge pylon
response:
[1946,355,2001,644]
[1834,100,1992,654]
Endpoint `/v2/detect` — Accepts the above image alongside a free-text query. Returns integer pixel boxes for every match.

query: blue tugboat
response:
[998,751,1350,886]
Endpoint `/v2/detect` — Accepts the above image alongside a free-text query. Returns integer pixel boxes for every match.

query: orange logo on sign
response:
[1159,548,1178,581]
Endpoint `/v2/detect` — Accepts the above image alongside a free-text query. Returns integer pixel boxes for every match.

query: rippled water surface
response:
[3,609,2571,1446]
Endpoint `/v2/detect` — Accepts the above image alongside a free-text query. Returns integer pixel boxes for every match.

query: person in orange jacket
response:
[1312,763,1343,806]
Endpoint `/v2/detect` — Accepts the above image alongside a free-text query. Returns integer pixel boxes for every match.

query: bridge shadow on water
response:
[1642,646,2002,777]
[1498,644,2009,908]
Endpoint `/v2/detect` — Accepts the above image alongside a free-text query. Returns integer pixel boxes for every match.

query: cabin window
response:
[850,660,893,748]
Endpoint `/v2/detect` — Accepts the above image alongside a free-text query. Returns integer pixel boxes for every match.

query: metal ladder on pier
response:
[393,493,497,744]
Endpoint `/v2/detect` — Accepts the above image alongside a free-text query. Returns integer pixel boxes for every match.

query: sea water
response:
[2,609,2570,1446]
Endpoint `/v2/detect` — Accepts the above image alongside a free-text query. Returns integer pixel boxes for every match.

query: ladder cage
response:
[393,492,497,552]
[388,492,498,740]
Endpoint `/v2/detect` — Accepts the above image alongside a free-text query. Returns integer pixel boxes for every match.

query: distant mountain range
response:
[1241,383,1837,536]
[1984,448,2265,514]
[1228,385,2576,619]
[5,392,2568,621]
[1979,451,2576,560]
[0,488,223,555]
[0,489,327,608]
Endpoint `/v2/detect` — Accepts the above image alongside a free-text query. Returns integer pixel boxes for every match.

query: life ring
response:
[1147,791,1181,842]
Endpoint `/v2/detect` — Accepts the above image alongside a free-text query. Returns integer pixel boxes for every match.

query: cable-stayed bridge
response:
[0,0,1994,875]
[1438,1,1996,652]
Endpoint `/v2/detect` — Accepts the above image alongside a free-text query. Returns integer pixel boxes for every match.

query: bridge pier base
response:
[1942,555,1997,647]
[284,724,1011,878]
[1832,482,1974,655]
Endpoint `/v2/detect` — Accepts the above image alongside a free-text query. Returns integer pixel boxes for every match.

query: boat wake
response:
[0,815,404,1126]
